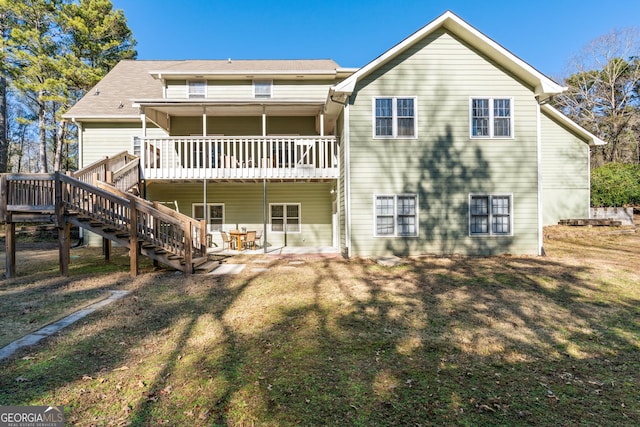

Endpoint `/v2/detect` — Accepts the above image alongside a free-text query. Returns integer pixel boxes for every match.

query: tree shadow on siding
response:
[380,125,515,256]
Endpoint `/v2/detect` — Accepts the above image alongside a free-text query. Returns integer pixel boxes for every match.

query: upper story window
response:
[188,80,206,99]
[373,97,417,138]
[470,97,513,138]
[254,80,272,98]
[469,194,512,236]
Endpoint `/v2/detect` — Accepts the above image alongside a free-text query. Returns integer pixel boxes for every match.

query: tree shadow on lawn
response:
[0,254,638,426]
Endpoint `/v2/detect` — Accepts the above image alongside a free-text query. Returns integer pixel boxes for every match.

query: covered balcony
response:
[134,97,342,181]
[134,135,338,180]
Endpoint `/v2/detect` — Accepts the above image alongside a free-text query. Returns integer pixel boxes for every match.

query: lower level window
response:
[270,203,301,233]
[469,194,512,236]
[375,194,418,237]
[193,203,224,232]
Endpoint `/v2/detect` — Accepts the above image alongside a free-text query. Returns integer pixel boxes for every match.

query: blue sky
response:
[111,0,640,80]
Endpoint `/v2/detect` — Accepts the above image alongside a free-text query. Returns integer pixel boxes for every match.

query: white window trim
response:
[469,97,514,139]
[187,80,206,99]
[373,194,419,237]
[269,202,301,234]
[372,96,418,139]
[253,80,273,99]
[468,193,513,237]
[192,202,225,232]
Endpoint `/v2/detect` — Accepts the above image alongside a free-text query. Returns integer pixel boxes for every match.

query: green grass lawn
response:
[0,226,638,426]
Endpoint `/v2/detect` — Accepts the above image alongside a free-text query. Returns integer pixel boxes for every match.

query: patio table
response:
[229,231,247,251]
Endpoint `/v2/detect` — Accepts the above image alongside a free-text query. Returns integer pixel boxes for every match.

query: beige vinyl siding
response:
[166,80,333,100]
[166,80,187,98]
[81,122,167,167]
[266,116,317,135]
[347,29,540,256]
[208,81,252,98]
[170,116,317,136]
[540,112,590,225]
[274,81,334,98]
[146,181,334,248]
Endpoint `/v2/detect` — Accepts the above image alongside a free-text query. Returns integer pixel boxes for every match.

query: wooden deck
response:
[1,152,216,278]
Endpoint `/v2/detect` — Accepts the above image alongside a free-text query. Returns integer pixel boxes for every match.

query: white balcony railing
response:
[133,136,339,180]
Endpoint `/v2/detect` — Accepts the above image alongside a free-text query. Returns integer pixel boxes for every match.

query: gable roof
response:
[64,59,349,120]
[541,104,606,146]
[331,11,565,102]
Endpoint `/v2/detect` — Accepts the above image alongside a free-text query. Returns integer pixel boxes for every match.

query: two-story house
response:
[64,11,605,257]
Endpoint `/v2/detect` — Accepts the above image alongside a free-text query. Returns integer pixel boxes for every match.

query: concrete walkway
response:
[0,290,130,362]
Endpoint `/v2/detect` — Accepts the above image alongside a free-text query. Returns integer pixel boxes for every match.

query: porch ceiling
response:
[134,100,327,117]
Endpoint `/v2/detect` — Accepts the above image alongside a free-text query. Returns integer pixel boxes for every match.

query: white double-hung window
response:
[254,80,272,98]
[270,203,300,233]
[374,97,417,138]
[192,203,224,232]
[469,194,512,236]
[470,97,513,138]
[188,80,206,99]
[374,194,418,237]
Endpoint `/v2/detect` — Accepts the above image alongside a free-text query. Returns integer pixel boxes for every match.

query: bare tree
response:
[555,27,640,167]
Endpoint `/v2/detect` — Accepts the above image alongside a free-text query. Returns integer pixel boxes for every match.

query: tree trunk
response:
[0,73,7,173]
[54,119,66,171]
[38,94,47,173]
[0,16,7,173]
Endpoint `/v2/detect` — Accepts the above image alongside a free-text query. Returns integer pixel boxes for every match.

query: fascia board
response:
[332,11,565,98]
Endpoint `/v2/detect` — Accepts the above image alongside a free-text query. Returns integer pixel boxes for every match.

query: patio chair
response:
[220,231,233,250]
[244,231,257,250]
[255,229,263,248]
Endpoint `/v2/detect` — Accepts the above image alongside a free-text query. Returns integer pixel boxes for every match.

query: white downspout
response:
[203,107,208,235]
[536,103,543,255]
[344,101,352,257]
[74,119,84,168]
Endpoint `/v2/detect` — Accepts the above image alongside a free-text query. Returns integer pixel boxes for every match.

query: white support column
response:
[202,107,207,136]
[320,112,325,136]
[262,106,267,136]
[140,109,147,138]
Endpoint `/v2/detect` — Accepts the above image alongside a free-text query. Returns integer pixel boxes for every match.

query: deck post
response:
[129,197,138,277]
[199,219,207,257]
[58,222,70,276]
[55,173,70,276]
[103,237,111,262]
[184,219,192,274]
[5,215,15,279]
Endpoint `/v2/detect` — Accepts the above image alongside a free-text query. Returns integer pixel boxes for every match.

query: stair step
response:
[194,260,221,274]
[183,256,208,267]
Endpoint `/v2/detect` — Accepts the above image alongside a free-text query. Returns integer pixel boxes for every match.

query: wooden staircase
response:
[1,152,220,278]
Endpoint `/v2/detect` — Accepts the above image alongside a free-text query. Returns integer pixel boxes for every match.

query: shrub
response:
[591,163,640,207]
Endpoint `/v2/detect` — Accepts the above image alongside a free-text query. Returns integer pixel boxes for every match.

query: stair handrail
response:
[72,151,138,187]
[93,179,207,258]
[109,158,140,192]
